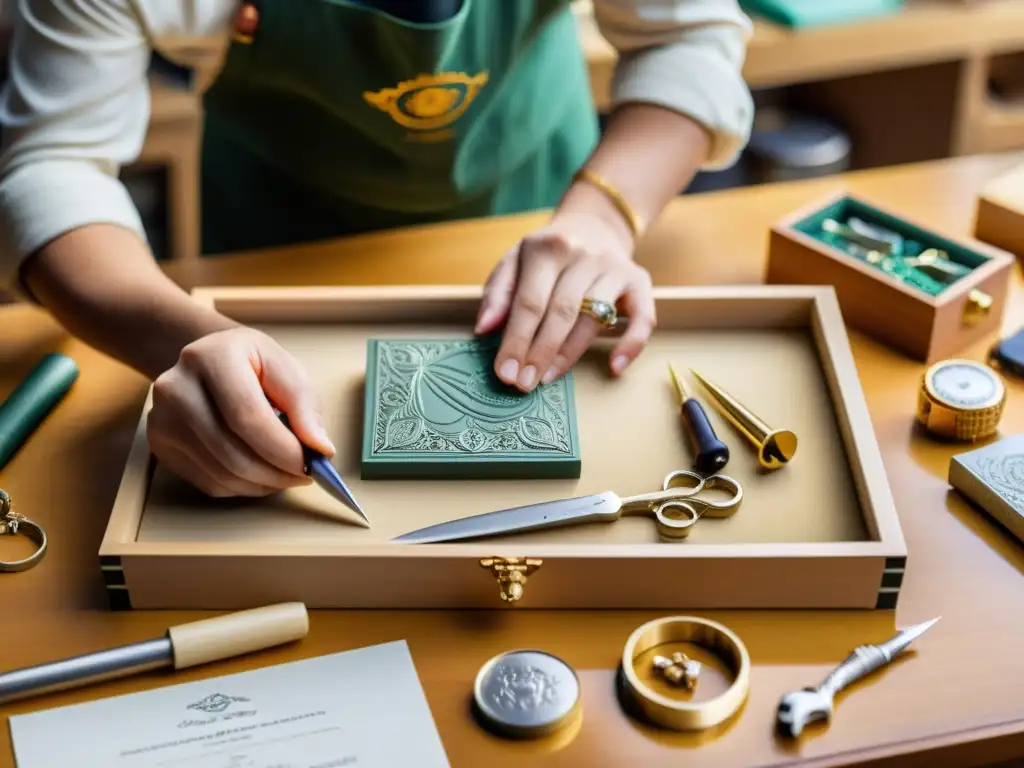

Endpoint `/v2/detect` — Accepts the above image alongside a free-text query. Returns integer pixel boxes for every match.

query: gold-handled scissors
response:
[392,469,742,544]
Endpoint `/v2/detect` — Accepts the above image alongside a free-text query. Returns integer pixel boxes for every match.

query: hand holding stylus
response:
[147,327,333,498]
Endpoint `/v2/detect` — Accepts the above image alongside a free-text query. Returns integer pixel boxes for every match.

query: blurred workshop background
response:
[0,0,1023,266]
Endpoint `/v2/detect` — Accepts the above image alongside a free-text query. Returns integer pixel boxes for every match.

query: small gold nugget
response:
[652,652,701,690]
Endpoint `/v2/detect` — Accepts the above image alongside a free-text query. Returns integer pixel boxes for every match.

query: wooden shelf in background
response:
[577,0,1024,110]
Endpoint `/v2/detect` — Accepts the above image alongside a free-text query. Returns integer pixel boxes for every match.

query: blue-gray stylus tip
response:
[308,455,369,525]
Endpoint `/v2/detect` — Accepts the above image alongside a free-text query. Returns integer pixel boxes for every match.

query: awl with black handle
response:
[668,364,730,474]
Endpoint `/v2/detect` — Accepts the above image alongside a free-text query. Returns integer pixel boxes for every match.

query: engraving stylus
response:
[276,410,368,524]
[668,364,729,474]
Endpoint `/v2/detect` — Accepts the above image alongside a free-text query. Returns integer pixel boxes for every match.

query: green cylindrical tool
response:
[0,353,79,470]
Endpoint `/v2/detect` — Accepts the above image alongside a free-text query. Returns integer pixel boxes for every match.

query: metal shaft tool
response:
[276,411,367,524]
[689,369,797,470]
[822,218,896,254]
[905,248,971,282]
[776,617,940,738]
[668,364,729,474]
[0,603,308,705]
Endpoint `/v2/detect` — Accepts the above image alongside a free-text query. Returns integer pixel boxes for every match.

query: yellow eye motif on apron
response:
[363,71,489,134]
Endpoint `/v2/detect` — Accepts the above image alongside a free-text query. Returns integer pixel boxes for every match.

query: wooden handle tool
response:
[0,603,309,705]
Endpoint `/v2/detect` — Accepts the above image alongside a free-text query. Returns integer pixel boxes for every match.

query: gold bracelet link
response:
[573,167,645,241]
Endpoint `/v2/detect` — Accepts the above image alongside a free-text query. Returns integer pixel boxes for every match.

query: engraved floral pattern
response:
[458,427,487,452]
[971,452,1024,514]
[370,339,574,457]
[385,416,422,448]
[519,416,556,448]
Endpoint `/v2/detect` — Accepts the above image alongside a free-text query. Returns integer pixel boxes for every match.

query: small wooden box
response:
[98,285,907,612]
[975,164,1024,260]
[767,191,1014,363]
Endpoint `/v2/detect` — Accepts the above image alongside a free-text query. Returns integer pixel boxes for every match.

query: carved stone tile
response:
[361,337,581,479]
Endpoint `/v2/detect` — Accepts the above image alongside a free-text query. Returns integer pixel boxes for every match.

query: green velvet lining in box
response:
[793,196,990,297]
[361,337,581,480]
[740,0,903,28]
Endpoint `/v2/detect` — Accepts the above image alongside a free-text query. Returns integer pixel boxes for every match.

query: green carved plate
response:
[361,337,581,480]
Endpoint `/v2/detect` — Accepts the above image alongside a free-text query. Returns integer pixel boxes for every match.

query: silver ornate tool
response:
[776,617,940,738]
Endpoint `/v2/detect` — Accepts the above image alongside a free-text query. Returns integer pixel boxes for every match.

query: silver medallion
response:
[473,650,580,738]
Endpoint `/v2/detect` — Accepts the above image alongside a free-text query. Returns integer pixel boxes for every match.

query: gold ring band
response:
[580,297,618,329]
[619,616,750,731]
[0,491,47,573]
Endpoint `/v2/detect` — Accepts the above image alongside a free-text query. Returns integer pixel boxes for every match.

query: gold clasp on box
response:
[479,557,542,603]
[963,289,993,325]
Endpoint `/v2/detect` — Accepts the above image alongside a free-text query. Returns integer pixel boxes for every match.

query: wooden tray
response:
[98,285,907,611]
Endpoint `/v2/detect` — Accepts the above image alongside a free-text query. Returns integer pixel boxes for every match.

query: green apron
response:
[200,0,600,254]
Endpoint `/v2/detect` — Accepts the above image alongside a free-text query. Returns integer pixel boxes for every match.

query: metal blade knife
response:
[391,492,624,544]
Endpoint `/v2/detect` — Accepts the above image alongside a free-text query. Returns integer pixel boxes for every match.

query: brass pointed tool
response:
[689,369,797,470]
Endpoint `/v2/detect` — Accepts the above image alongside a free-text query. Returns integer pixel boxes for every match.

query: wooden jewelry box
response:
[98,285,907,612]
[975,163,1024,260]
[766,191,1014,363]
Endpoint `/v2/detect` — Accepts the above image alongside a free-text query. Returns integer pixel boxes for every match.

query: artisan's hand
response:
[147,327,335,498]
[475,204,656,392]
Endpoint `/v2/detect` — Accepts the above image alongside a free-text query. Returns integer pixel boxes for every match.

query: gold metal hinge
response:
[963,289,993,325]
[479,557,543,603]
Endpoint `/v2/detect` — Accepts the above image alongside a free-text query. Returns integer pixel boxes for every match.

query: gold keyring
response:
[580,297,618,329]
[619,616,750,731]
[0,490,47,573]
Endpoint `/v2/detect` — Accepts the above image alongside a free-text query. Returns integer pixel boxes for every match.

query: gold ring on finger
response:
[580,297,618,329]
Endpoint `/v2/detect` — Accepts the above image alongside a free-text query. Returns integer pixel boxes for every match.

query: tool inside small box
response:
[793,196,989,296]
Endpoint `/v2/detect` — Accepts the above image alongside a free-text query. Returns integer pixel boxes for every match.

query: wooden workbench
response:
[2,154,1024,767]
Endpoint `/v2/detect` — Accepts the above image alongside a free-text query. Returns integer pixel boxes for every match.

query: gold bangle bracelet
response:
[619,616,750,731]
[573,167,645,240]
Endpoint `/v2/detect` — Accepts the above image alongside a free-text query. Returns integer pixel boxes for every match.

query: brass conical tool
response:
[689,369,797,470]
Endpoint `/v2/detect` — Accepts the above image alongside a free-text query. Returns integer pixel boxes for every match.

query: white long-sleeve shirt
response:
[0,0,755,291]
